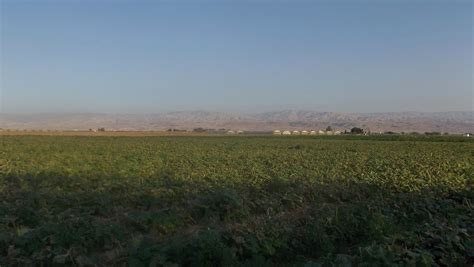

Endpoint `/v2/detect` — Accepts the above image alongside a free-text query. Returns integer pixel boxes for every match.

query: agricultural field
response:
[0,135,472,266]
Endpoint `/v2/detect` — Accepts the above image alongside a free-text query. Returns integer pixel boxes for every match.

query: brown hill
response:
[1,111,472,133]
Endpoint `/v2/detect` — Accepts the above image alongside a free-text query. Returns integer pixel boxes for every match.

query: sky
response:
[0,0,472,114]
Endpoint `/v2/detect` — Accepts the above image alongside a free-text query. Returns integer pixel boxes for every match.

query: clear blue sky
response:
[1,0,472,113]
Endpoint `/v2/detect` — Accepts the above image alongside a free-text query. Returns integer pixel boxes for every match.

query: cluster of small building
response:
[272,130,342,135]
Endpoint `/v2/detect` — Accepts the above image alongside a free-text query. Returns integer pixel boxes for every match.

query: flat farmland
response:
[0,135,472,266]
[0,131,209,137]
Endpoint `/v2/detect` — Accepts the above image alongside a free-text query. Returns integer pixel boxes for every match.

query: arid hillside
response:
[1,110,472,133]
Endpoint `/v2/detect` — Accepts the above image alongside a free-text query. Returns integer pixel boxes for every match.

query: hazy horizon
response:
[1,109,473,117]
[1,1,473,114]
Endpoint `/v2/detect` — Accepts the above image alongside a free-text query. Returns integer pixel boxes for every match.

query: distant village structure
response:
[271,128,347,136]
[227,130,244,134]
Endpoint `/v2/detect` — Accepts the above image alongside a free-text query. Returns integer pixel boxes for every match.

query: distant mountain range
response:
[1,111,472,133]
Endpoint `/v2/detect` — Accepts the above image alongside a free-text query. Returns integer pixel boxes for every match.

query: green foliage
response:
[351,127,364,134]
[0,135,472,266]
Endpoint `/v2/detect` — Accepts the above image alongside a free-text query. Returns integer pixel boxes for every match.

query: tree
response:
[351,127,364,134]
[326,126,333,132]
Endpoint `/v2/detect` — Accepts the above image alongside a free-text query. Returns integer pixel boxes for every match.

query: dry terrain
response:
[1,110,472,133]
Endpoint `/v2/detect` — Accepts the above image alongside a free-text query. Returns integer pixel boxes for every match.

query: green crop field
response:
[0,135,473,266]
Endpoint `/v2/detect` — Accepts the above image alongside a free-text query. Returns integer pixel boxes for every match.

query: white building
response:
[292,130,301,135]
[301,130,309,135]
[282,130,292,135]
[310,130,317,135]
[273,130,282,135]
